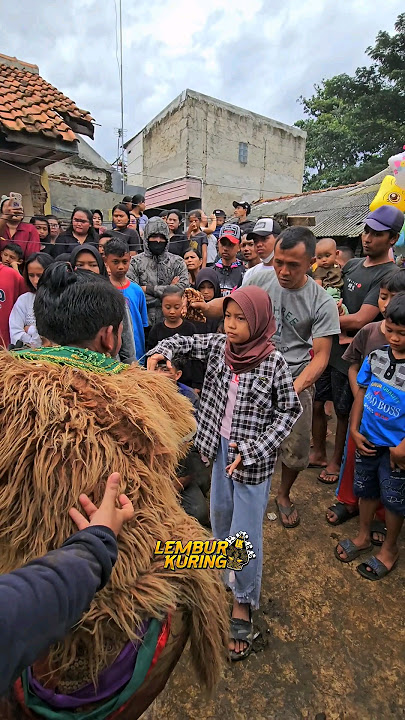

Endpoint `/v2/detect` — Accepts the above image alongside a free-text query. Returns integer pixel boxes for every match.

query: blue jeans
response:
[210,436,271,609]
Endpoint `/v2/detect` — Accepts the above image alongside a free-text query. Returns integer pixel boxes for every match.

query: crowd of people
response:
[0,188,404,707]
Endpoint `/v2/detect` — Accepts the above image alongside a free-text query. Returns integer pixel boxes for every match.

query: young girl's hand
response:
[226,443,243,476]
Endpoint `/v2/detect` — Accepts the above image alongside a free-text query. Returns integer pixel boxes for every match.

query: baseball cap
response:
[247,218,281,240]
[365,205,404,234]
[213,209,226,218]
[219,222,241,244]
[232,201,251,216]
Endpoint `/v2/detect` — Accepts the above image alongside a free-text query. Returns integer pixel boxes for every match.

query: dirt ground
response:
[149,431,405,720]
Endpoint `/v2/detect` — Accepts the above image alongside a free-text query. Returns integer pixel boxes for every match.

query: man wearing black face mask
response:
[127,217,189,327]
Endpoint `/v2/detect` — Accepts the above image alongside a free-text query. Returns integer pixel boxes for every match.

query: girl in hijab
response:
[147,286,302,661]
[69,245,137,365]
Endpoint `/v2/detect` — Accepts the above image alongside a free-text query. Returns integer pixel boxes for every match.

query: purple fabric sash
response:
[28,620,150,709]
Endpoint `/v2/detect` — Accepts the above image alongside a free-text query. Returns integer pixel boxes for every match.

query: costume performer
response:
[0,264,228,720]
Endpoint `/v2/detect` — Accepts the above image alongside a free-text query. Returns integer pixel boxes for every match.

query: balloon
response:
[369,175,405,213]
[388,147,405,190]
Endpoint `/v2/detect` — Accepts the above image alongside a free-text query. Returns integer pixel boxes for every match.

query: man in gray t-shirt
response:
[244,227,340,528]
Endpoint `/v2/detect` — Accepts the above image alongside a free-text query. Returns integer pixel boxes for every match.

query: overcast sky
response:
[0,0,403,166]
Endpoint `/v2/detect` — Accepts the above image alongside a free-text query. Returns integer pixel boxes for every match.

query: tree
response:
[296,13,405,190]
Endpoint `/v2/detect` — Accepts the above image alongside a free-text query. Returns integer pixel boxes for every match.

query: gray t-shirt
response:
[244,270,340,378]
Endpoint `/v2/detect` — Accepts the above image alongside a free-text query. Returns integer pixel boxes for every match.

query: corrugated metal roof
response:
[250,169,390,237]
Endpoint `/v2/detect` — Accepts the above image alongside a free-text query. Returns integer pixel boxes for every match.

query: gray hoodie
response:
[127,217,188,326]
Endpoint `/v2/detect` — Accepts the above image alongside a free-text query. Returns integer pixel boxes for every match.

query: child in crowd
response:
[1,242,23,272]
[187,210,208,267]
[103,239,148,362]
[155,355,210,527]
[195,268,222,334]
[313,238,344,291]
[327,271,405,536]
[214,223,245,296]
[147,286,301,660]
[184,248,202,287]
[335,293,405,580]
[70,243,137,365]
[9,252,54,348]
[146,286,200,388]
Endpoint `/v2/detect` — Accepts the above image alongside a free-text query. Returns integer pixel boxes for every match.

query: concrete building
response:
[125,89,306,215]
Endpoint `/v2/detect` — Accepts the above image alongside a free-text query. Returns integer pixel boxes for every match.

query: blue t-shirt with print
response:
[357,347,405,447]
[120,281,148,361]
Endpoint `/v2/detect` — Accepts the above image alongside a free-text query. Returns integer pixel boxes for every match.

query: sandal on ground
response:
[334,538,372,563]
[357,555,397,581]
[308,462,327,469]
[318,470,340,485]
[229,611,254,662]
[370,520,387,547]
[275,499,300,529]
[326,502,359,526]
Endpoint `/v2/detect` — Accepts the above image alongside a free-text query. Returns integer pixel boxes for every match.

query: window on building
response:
[239,142,248,164]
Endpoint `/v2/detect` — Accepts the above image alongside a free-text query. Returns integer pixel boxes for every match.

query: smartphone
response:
[9,192,23,210]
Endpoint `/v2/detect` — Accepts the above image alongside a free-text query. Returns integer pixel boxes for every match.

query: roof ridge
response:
[255,181,363,205]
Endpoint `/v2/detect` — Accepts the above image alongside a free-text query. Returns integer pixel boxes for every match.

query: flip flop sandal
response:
[370,520,387,547]
[326,502,359,526]
[275,499,300,529]
[229,612,254,662]
[357,555,398,581]
[334,538,372,563]
[318,470,340,485]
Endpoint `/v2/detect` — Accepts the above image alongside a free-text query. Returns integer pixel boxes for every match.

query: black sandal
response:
[370,520,387,547]
[326,502,359,526]
[229,608,253,662]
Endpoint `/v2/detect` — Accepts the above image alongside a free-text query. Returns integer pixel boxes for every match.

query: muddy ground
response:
[149,431,405,720]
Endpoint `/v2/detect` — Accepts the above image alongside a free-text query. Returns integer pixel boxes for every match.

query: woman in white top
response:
[9,252,54,348]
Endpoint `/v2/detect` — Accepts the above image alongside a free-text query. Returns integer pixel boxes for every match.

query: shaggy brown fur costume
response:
[0,352,228,690]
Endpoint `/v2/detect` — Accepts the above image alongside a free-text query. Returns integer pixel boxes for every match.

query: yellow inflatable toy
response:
[369,175,405,213]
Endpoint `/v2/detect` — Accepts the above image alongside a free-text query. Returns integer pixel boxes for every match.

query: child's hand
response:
[226,443,243,476]
[147,354,172,372]
[337,299,345,316]
[351,430,376,456]
[69,472,134,537]
[390,445,405,470]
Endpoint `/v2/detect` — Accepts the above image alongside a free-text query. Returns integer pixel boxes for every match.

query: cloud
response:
[0,0,403,169]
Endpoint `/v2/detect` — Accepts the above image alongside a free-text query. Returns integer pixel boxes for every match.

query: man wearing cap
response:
[312,205,402,491]
[213,223,245,296]
[242,217,282,285]
[232,201,255,235]
[212,210,227,239]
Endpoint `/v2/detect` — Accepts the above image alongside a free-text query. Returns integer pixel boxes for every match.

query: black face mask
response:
[148,241,166,256]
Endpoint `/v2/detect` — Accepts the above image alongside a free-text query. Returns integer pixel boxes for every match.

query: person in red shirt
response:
[0,263,26,346]
[0,197,40,260]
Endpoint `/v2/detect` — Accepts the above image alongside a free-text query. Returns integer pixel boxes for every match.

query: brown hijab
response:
[223,286,276,373]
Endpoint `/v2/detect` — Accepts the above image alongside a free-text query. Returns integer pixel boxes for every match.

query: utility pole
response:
[119,0,125,193]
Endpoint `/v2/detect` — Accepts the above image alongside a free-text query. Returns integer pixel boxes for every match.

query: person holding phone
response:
[0,195,40,259]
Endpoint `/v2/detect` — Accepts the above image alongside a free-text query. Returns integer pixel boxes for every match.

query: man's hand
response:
[147,353,172,372]
[141,286,147,293]
[337,299,345,316]
[1,200,23,223]
[390,445,405,471]
[69,472,134,537]
[190,296,224,319]
[351,430,376,456]
[226,442,243,476]
[171,276,180,285]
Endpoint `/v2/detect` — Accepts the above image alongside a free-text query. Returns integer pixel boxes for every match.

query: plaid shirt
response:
[148,334,302,485]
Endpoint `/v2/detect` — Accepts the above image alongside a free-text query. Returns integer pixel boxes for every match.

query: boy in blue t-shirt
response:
[103,239,148,362]
[335,293,405,580]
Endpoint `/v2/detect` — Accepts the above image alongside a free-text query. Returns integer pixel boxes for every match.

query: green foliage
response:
[296,13,405,190]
